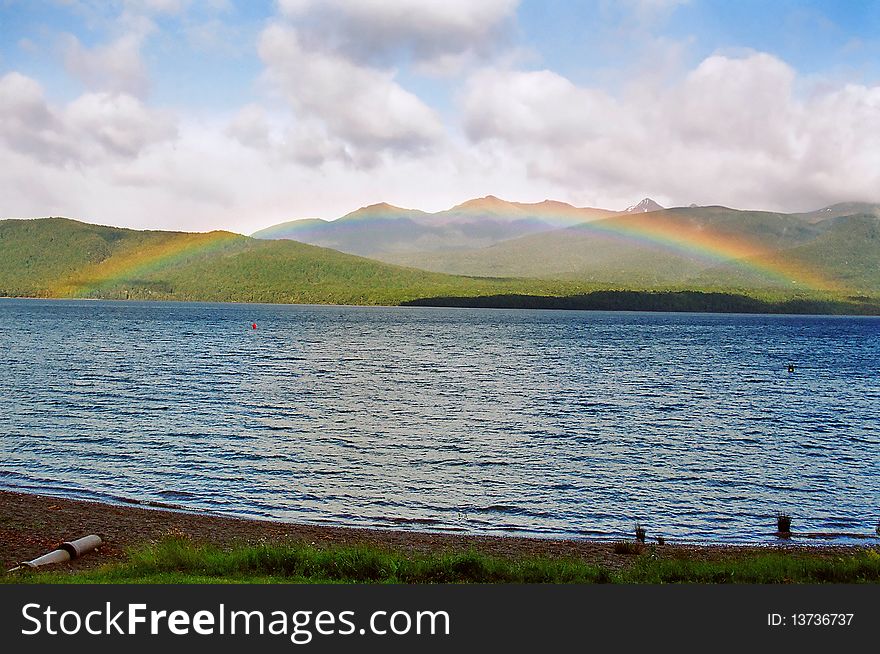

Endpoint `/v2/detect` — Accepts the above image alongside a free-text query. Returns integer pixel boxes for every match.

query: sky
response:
[1,0,880,234]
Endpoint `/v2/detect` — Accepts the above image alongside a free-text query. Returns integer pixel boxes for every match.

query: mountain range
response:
[253,197,880,295]
[2,196,879,312]
[252,195,616,256]
[0,217,586,305]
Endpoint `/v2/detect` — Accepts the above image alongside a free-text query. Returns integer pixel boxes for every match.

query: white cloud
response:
[66,92,177,158]
[0,72,176,167]
[6,0,880,236]
[463,68,624,145]
[184,17,243,55]
[225,103,271,150]
[258,24,444,166]
[460,53,880,211]
[58,0,189,17]
[0,73,75,165]
[2,0,552,231]
[794,83,880,201]
[0,101,564,234]
[276,0,518,72]
[280,122,352,168]
[63,32,150,96]
[124,0,186,13]
[239,1,520,168]
[673,54,799,154]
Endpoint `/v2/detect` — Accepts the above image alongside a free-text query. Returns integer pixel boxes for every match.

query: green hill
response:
[379,206,880,298]
[2,216,877,314]
[694,214,880,293]
[793,202,880,223]
[249,197,879,301]
[381,207,824,285]
[0,217,592,304]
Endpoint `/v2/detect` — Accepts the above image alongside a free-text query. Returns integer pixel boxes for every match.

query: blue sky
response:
[520,1,880,84]
[1,1,879,232]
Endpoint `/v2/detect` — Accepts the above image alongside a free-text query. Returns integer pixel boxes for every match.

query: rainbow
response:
[48,210,841,298]
[254,200,841,293]
[52,230,243,297]
[570,212,842,293]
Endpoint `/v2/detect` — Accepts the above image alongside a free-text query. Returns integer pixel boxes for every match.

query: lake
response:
[1,299,878,543]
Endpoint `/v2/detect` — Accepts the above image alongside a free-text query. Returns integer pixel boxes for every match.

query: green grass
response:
[5,538,880,584]
[5,539,611,584]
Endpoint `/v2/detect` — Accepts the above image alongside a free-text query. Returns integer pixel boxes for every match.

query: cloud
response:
[63,32,150,96]
[66,91,177,158]
[225,103,271,150]
[626,0,690,13]
[279,122,352,168]
[58,0,188,17]
[258,24,444,166]
[121,0,229,13]
[184,17,244,55]
[245,1,521,168]
[460,53,880,210]
[0,99,562,234]
[0,72,176,167]
[124,0,186,13]
[56,0,242,96]
[0,73,75,165]
[673,54,799,154]
[6,3,880,234]
[462,68,623,146]
[276,0,518,72]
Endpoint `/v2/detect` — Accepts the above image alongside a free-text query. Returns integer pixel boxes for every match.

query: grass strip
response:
[5,538,880,584]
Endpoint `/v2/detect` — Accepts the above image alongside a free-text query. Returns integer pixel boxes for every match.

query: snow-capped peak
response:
[624,198,664,213]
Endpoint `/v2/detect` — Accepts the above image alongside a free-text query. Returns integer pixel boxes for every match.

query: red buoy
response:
[252,323,257,330]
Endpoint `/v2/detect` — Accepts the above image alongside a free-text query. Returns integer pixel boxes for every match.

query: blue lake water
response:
[1,299,878,543]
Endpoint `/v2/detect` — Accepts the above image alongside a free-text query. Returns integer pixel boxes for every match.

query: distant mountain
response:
[2,215,877,313]
[252,203,436,258]
[250,196,880,294]
[380,205,880,294]
[0,217,585,304]
[624,198,665,213]
[793,202,880,223]
[438,196,613,225]
[252,196,614,257]
[694,213,880,292]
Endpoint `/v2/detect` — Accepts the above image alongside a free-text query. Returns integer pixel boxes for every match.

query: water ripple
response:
[1,299,878,543]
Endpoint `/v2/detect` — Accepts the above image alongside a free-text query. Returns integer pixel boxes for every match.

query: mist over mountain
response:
[252,196,614,256]
[6,196,880,312]
[792,202,880,223]
[248,196,880,294]
[0,217,581,304]
[2,207,878,314]
[373,202,880,295]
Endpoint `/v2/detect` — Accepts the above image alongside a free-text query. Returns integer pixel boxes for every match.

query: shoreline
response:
[3,293,880,317]
[1,490,873,574]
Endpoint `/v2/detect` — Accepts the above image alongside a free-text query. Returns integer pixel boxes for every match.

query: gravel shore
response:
[0,490,872,573]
